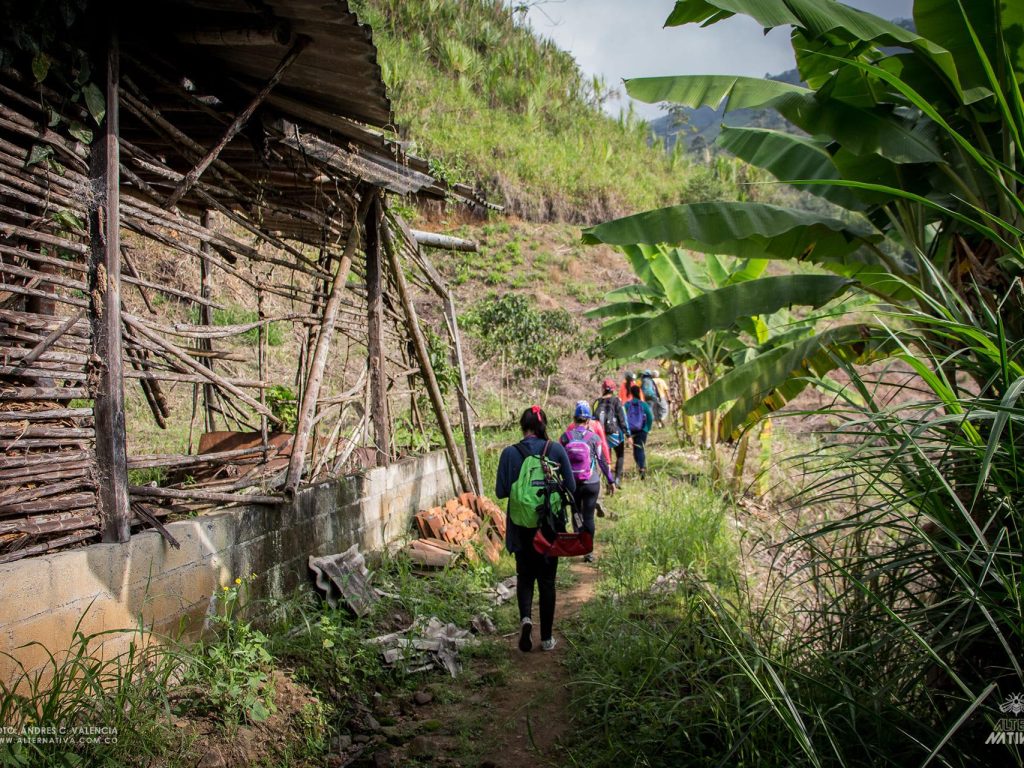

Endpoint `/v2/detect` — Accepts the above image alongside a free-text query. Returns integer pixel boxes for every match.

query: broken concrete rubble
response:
[309,544,378,616]
[367,616,477,678]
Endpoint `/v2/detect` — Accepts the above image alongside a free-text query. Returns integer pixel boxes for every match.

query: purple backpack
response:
[563,427,594,482]
[626,399,646,432]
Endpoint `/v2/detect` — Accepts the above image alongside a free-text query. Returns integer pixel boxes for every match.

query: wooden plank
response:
[0,512,99,536]
[365,193,389,467]
[0,477,95,510]
[0,425,93,439]
[127,444,277,470]
[88,31,131,543]
[0,492,96,517]
[4,311,85,371]
[0,450,91,471]
[0,530,96,565]
[0,465,92,487]
[0,387,88,401]
[0,308,90,335]
[127,485,283,505]
[0,407,92,421]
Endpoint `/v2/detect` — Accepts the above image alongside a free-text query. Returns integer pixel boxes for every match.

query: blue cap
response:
[574,400,593,419]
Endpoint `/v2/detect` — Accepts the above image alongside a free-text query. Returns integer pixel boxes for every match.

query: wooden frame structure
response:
[0,0,489,564]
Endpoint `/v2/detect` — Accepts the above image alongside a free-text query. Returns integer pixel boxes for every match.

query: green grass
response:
[350,0,758,220]
[597,471,738,595]
[560,436,770,767]
[187,305,285,347]
[0,552,517,767]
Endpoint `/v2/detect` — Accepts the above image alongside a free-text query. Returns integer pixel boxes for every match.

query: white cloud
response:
[524,0,914,119]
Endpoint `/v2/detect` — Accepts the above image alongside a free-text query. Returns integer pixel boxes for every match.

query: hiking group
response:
[494,370,673,653]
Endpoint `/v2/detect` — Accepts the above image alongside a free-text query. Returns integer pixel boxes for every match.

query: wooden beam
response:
[443,292,483,496]
[89,31,131,544]
[10,310,83,371]
[285,204,366,492]
[177,25,291,47]
[411,229,478,252]
[389,213,483,494]
[381,222,473,495]
[365,193,390,467]
[163,35,311,209]
[200,209,216,433]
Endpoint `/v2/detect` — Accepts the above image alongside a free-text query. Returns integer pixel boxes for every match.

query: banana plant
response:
[588,244,870,440]
[585,0,1024,438]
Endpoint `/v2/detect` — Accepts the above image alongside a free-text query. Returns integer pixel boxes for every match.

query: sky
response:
[523,0,914,119]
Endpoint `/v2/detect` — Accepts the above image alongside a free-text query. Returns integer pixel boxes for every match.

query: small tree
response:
[463,293,578,410]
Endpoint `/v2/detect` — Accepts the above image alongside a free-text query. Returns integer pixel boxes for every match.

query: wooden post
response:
[387,213,483,493]
[164,36,310,209]
[89,31,130,543]
[285,207,365,492]
[732,432,749,497]
[381,223,473,495]
[365,193,390,466]
[756,417,773,497]
[443,293,483,496]
[199,209,216,433]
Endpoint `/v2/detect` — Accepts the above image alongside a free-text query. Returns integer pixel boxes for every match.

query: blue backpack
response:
[626,399,646,432]
[641,374,658,400]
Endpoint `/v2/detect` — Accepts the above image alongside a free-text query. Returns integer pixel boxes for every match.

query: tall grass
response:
[599,473,738,594]
[564,276,1024,765]
[565,466,785,767]
[0,615,182,766]
[749,275,1024,766]
[349,0,766,220]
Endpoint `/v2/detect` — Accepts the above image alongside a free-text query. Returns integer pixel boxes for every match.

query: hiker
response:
[626,384,654,480]
[593,378,629,486]
[649,368,672,428]
[560,401,615,563]
[619,371,642,403]
[495,405,575,653]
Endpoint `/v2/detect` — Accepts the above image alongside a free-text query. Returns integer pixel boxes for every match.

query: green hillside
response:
[351,0,714,221]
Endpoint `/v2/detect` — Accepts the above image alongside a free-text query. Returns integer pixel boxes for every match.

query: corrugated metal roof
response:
[117,0,499,244]
[133,0,393,130]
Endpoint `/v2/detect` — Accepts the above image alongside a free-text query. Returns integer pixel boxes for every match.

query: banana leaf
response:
[716,127,866,211]
[604,274,855,359]
[582,202,883,266]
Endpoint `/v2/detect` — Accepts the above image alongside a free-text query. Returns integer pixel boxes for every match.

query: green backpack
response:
[508,441,563,528]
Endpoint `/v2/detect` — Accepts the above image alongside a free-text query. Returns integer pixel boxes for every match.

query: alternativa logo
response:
[1000,693,1024,716]
[988,693,1024,745]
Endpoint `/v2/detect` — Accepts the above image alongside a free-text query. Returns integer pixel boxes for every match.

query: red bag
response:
[533,529,593,558]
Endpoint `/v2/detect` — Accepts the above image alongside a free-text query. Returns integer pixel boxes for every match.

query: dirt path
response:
[476,559,598,768]
[384,558,600,768]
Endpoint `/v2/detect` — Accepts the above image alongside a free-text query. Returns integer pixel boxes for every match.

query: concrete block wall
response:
[0,450,457,685]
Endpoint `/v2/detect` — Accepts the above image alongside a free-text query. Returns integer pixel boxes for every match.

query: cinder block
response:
[1,450,461,688]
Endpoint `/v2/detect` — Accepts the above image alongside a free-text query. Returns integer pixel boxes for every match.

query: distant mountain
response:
[650,17,916,153]
[648,67,803,153]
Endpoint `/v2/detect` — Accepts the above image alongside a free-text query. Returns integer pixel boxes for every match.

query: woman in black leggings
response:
[560,401,615,562]
[495,406,575,652]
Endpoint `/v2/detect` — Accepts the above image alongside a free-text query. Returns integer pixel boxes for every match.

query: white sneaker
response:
[541,637,557,651]
[518,617,533,652]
